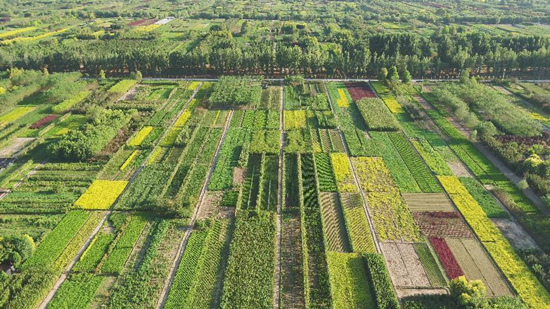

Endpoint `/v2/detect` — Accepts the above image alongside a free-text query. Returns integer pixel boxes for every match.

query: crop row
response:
[47,273,103,309]
[73,232,115,272]
[100,215,147,274]
[327,252,375,308]
[284,110,307,130]
[24,210,91,269]
[209,128,248,191]
[221,212,276,308]
[330,153,358,193]
[364,253,400,309]
[356,98,400,131]
[165,228,208,308]
[388,132,442,193]
[258,154,279,211]
[250,129,279,153]
[300,153,332,307]
[186,220,231,308]
[428,236,464,279]
[340,193,376,253]
[74,180,128,210]
[370,82,403,113]
[314,153,337,192]
[107,219,169,308]
[369,132,421,192]
[51,91,89,114]
[51,211,104,272]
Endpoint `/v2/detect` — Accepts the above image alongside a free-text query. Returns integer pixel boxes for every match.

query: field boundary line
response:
[157,109,234,309]
[273,82,284,308]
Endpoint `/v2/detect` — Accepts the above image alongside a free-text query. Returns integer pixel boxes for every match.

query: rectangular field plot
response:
[413,212,474,238]
[74,180,128,209]
[381,242,431,288]
[319,192,350,252]
[403,193,455,212]
[446,238,512,297]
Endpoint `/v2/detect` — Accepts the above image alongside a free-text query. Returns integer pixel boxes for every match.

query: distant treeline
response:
[1,32,549,78]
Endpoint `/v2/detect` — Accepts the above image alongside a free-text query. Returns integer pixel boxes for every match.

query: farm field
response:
[2,70,550,309]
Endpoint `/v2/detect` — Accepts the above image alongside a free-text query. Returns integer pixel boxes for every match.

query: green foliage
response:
[221,211,276,309]
[47,108,134,161]
[48,273,103,309]
[210,76,262,106]
[356,97,399,131]
[0,235,35,266]
[24,210,90,269]
[459,177,508,218]
[364,253,399,309]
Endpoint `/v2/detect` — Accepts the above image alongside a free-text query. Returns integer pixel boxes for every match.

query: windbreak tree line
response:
[1,31,549,78]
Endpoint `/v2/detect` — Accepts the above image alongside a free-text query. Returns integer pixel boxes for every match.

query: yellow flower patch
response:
[0,106,35,125]
[120,150,139,171]
[330,153,358,193]
[74,180,128,210]
[128,126,153,146]
[337,88,350,107]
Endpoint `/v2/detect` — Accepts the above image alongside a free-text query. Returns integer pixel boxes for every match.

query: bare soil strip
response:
[273,83,284,308]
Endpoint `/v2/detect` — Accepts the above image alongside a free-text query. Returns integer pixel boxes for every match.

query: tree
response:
[98,69,106,80]
[469,129,478,142]
[401,70,412,84]
[130,70,143,81]
[42,67,49,77]
[377,68,388,82]
[0,235,35,266]
[518,179,529,190]
[450,276,486,306]
[388,66,399,84]
[460,68,470,84]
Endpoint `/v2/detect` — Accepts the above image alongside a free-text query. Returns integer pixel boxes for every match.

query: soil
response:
[117,87,138,101]
[197,191,223,220]
[233,167,245,186]
[0,137,34,157]
[381,242,430,288]
[448,161,471,177]
[281,213,305,308]
[492,218,538,250]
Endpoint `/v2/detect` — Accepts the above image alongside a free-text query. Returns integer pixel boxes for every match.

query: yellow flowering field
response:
[128,126,153,146]
[147,146,163,165]
[74,180,128,210]
[330,153,358,193]
[0,27,36,39]
[188,81,201,90]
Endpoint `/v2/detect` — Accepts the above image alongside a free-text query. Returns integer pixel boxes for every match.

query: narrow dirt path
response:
[273,83,284,309]
[156,109,234,309]
[39,83,205,309]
